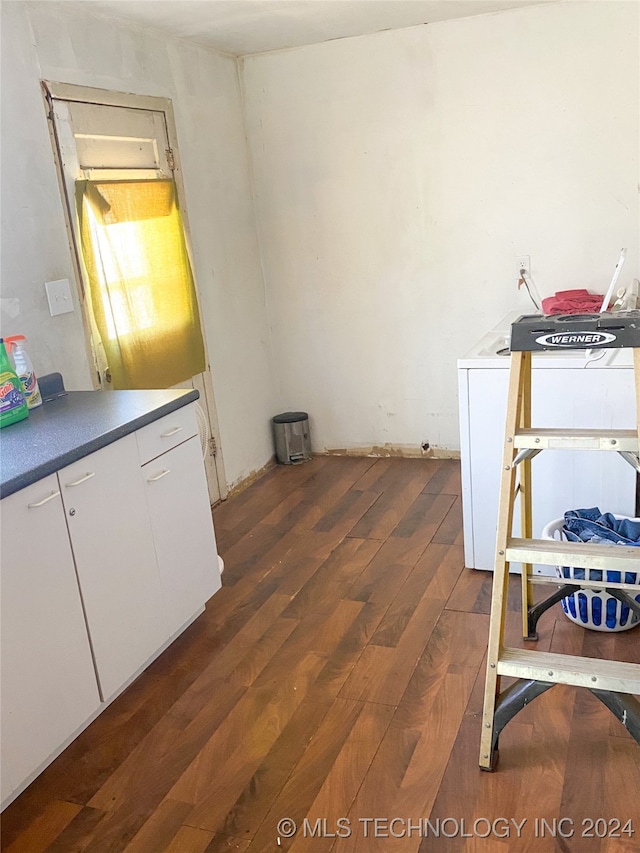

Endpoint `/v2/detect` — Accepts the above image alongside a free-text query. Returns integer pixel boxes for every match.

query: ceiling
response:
[72,0,555,57]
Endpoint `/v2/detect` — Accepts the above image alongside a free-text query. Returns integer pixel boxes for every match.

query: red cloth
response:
[541,289,606,315]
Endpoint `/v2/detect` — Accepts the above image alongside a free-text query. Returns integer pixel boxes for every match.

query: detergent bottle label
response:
[0,371,27,413]
[0,338,29,426]
[19,369,42,407]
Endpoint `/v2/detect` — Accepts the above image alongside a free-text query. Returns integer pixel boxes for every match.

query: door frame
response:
[41,80,227,501]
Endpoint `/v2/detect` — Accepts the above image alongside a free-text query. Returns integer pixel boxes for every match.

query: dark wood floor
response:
[2,457,639,853]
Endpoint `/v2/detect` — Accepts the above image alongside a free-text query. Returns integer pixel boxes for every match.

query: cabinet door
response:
[59,435,168,700]
[0,476,100,790]
[142,436,221,636]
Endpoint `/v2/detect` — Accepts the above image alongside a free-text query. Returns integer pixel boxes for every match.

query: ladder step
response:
[497,648,640,694]
[513,428,638,451]
[530,575,640,594]
[507,538,640,572]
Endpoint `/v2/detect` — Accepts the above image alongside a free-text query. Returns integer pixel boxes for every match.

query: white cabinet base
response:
[1,401,221,809]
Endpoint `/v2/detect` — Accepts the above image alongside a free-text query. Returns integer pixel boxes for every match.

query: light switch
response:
[45,278,74,316]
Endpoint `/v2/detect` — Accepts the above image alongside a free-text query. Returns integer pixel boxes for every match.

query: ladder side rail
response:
[519,355,535,637]
[635,349,640,482]
[480,350,529,769]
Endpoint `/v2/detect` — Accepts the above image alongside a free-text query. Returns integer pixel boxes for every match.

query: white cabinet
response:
[58,434,169,701]
[0,476,100,788]
[458,349,636,573]
[1,400,221,808]
[142,435,221,636]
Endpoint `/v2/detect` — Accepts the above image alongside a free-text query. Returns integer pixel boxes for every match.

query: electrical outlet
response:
[516,255,530,278]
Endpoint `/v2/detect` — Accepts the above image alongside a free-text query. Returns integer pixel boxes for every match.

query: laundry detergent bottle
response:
[0,338,29,427]
[5,335,42,408]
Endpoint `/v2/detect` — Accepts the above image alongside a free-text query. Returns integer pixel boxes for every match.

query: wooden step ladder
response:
[479,316,640,771]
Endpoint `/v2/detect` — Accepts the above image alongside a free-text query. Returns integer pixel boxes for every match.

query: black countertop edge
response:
[0,388,199,500]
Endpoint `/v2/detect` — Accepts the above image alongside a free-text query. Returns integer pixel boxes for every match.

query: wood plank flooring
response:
[2,457,639,852]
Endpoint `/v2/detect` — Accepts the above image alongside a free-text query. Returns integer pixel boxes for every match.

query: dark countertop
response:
[0,388,199,499]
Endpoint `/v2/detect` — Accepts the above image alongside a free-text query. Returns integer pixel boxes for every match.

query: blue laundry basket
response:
[541,516,640,632]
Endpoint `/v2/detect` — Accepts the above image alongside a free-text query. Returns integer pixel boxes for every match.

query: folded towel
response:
[541,289,606,315]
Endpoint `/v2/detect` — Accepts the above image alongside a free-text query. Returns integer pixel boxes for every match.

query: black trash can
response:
[272,411,312,464]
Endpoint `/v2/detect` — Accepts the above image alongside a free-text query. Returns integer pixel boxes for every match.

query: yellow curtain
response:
[76,179,206,390]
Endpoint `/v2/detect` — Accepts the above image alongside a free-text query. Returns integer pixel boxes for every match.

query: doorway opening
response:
[42,81,226,503]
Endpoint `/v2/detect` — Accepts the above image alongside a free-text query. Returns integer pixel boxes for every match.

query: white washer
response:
[457,315,636,574]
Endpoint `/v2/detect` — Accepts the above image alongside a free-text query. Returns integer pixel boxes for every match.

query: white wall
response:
[3,1,638,475]
[241,0,640,453]
[1,2,93,390]
[0,1,278,487]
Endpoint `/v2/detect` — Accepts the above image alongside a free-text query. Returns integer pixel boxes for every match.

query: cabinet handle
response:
[147,469,171,482]
[161,426,182,437]
[65,472,96,488]
[28,490,60,508]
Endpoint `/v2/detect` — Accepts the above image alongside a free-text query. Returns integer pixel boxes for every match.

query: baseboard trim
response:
[225,455,277,499]
[317,445,461,460]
